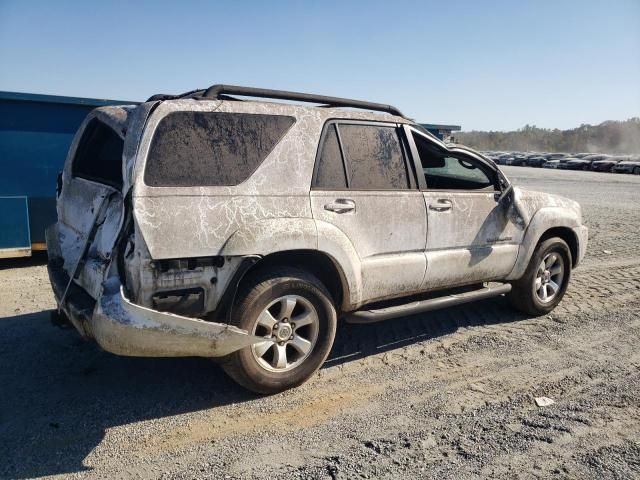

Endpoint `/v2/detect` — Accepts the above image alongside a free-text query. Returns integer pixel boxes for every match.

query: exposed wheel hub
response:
[276,323,292,341]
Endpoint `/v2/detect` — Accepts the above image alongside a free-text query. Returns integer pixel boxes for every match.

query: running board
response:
[345,283,512,324]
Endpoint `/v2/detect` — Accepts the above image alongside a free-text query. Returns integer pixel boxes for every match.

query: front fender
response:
[505,206,582,281]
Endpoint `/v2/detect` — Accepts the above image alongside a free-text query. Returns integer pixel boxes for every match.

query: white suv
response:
[47,85,588,393]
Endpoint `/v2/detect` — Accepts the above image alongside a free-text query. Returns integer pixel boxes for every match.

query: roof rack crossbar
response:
[201,84,405,118]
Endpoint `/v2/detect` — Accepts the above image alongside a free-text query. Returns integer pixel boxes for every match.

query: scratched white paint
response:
[46,97,588,360]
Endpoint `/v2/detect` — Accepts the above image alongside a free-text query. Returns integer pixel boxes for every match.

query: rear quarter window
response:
[313,124,347,189]
[144,111,295,187]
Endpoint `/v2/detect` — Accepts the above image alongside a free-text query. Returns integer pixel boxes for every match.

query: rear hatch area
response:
[46,102,264,357]
[51,108,130,302]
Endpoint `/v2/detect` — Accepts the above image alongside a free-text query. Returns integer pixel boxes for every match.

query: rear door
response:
[405,127,521,290]
[310,121,427,304]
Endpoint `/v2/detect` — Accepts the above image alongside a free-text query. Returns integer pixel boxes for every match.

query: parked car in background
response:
[495,153,513,165]
[591,156,629,172]
[555,157,579,169]
[543,159,562,169]
[612,157,640,175]
[510,156,528,166]
[526,156,548,168]
[581,154,610,163]
[564,158,598,170]
[492,150,638,174]
[545,153,569,161]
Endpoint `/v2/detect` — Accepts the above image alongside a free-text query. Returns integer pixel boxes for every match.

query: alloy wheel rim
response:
[250,295,319,372]
[534,252,565,304]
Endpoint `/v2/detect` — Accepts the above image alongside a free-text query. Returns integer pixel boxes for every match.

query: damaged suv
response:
[47,85,588,393]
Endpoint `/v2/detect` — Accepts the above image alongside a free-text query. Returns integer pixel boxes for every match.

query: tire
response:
[508,237,572,316]
[634,167,640,175]
[221,267,337,394]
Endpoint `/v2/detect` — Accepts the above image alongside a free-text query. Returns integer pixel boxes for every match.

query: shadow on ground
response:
[0,251,48,271]
[0,297,526,478]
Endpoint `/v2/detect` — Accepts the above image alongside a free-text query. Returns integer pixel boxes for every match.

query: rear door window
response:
[338,124,409,190]
[145,112,295,187]
[72,119,124,189]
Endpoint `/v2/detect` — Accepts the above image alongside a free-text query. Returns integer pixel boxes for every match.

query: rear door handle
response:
[324,199,356,213]
[429,199,453,212]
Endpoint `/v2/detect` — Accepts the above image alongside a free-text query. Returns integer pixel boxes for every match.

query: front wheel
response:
[221,267,337,394]
[509,237,572,316]
[634,167,640,175]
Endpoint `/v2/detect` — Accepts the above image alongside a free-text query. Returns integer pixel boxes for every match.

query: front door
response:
[310,121,427,305]
[406,127,521,290]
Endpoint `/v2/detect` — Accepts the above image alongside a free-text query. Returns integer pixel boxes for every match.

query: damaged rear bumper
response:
[46,228,262,358]
[91,282,262,357]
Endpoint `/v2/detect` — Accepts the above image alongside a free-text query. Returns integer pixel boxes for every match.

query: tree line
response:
[456,118,640,154]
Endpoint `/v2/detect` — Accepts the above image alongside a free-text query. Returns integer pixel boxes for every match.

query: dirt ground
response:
[1,167,639,480]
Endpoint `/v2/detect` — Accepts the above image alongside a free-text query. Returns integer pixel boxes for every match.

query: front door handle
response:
[324,199,356,213]
[429,199,453,212]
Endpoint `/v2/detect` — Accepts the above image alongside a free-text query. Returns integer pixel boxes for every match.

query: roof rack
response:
[147,84,406,118]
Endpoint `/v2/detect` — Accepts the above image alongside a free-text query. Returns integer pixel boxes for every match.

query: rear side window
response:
[313,124,347,189]
[72,119,124,189]
[339,124,409,189]
[145,112,295,187]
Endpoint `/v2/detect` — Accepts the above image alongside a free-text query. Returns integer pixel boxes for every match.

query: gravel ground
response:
[1,167,639,479]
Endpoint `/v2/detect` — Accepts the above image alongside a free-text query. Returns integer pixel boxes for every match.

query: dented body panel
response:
[46,94,587,359]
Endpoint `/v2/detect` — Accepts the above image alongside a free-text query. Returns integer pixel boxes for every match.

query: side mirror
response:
[495,184,513,204]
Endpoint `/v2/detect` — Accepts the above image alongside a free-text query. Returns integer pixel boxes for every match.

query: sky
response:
[1,0,639,131]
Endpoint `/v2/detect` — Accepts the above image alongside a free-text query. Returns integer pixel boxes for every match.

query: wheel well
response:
[240,250,347,309]
[539,227,579,267]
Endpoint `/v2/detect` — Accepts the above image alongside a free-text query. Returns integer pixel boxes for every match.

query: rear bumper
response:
[46,225,262,358]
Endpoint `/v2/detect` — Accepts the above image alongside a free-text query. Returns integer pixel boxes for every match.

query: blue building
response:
[0,91,135,258]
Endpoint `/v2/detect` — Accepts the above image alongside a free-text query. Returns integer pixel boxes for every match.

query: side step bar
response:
[345,283,512,324]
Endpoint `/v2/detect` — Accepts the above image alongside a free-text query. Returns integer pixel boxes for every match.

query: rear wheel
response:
[221,267,337,394]
[634,167,640,175]
[509,237,572,316]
